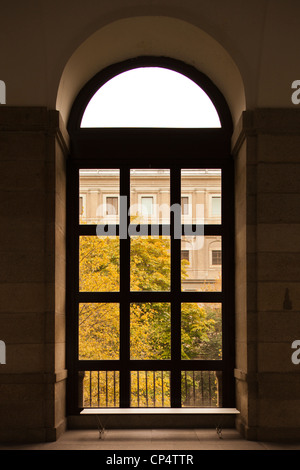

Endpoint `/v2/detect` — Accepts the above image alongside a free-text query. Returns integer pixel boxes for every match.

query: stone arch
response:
[56,16,245,129]
[58,14,245,430]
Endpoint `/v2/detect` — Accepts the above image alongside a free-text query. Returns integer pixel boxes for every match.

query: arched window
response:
[67,57,235,414]
[80,67,221,128]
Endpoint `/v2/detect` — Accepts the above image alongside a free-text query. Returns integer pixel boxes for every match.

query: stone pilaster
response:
[233,109,300,441]
[0,107,69,442]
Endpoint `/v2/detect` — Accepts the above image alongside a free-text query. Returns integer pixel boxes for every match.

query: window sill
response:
[80,407,239,415]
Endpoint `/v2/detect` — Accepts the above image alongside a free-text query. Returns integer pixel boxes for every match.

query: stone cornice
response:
[232,108,300,155]
[0,106,69,156]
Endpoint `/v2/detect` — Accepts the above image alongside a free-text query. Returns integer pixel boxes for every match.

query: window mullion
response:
[119,166,131,407]
[70,157,234,411]
[170,167,182,407]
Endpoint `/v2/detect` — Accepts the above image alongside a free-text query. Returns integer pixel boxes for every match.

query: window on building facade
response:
[181,250,190,262]
[212,249,222,266]
[79,196,84,216]
[106,196,118,216]
[211,195,221,218]
[181,197,189,215]
[67,57,234,413]
[140,196,154,217]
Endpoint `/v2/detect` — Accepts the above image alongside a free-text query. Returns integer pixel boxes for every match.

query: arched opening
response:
[66,57,235,422]
[56,16,245,128]
[67,56,232,134]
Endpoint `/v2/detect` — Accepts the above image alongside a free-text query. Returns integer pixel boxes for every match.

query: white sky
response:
[81,67,221,128]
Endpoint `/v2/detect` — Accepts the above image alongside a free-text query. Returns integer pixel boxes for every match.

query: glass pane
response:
[79,303,119,360]
[130,303,171,360]
[141,196,154,216]
[181,196,189,215]
[80,67,221,129]
[181,303,222,360]
[181,371,222,407]
[131,371,171,407]
[211,196,221,217]
[79,371,119,408]
[130,236,170,291]
[130,169,170,224]
[181,169,221,224]
[79,236,119,292]
[181,235,222,292]
[79,169,120,224]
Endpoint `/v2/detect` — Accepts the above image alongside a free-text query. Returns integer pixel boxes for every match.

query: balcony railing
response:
[79,370,221,408]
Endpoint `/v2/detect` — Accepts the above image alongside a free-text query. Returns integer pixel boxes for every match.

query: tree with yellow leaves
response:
[78,234,221,407]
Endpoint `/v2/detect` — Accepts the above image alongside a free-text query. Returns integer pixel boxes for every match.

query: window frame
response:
[105,195,119,222]
[181,249,190,262]
[181,196,190,216]
[212,249,222,266]
[210,194,222,218]
[66,56,235,415]
[140,195,155,218]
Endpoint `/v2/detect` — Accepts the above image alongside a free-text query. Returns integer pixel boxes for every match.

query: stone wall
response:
[1,106,300,442]
[233,109,300,441]
[0,107,68,442]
